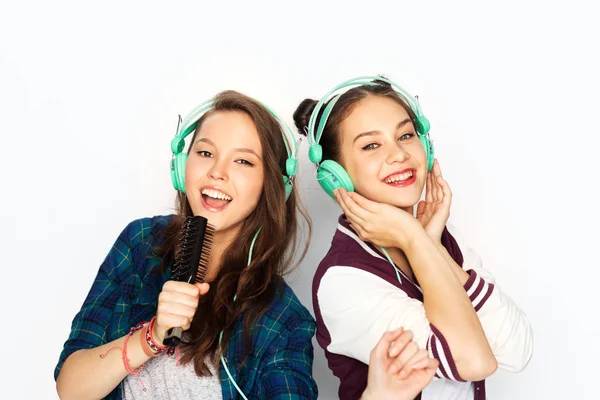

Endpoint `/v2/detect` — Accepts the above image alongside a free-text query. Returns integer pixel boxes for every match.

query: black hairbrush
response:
[163,215,215,347]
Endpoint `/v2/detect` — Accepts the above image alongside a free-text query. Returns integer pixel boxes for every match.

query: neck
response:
[382,203,416,280]
[401,204,415,216]
[383,246,415,282]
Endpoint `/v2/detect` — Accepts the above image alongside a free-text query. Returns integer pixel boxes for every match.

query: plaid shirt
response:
[55,215,318,400]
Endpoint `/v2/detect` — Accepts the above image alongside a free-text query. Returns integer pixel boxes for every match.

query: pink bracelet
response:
[123,322,147,375]
[99,321,150,392]
[146,317,168,353]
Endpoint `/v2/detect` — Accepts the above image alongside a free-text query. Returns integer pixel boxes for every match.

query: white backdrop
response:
[1,0,598,398]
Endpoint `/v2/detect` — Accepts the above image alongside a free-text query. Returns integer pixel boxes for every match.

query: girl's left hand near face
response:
[334,188,424,250]
[416,159,452,244]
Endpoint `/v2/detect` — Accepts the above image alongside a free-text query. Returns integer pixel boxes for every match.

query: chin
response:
[381,196,417,208]
[394,202,418,211]
[359,186,420,208]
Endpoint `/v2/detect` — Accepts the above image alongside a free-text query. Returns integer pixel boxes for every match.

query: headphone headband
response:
[170,95,298,196]
[304,75,435,198]
[307,76,430,162]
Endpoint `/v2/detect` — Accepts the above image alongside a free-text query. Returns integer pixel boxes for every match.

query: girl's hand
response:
[362,328,439,400]
[152,281,210,344]
[334,188,424,250]
[416,159,452,244]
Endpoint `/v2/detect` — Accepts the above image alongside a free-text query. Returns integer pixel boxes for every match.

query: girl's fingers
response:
[397,349,429,379]
[344,190,380,213]
[416,200,426,218]
[436,159,444,178]
[334,190,365,226]
[347,215,366,237]
[341,191,373,221]
[158,290,202,309]
[438,176,452,207]
[157,300,198,319]
[388,329,414,358]
[370,327,405,363]
[434,162,444,202]
[412,357,439,371]
[425,172,434,204]
[157,312,191,331]
[194,282,210,295]
[388,341,419,374]
[430,160,441,202]
[436,181,444,205]
[426,358,440,373]
[162,281,202,297]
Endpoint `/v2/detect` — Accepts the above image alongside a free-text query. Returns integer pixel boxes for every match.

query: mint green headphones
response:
[170,98,298,200]
[306,76,435,198]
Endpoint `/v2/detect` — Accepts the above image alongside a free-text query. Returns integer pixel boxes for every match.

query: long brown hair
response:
[293,77,419,163]
[156,90,311,376]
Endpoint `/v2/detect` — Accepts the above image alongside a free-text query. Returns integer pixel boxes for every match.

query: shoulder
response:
[103,215,174,282]
[313,217,406,295]
[260,280,316,339]
[274,280,315,324]
[317,266,416,318]
[121,214,174,248]
[315,217,386,276]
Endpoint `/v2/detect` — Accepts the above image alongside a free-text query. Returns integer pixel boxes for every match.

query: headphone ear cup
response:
[171,153,188,192]
[317,160,355,198]
[419,134,435,171]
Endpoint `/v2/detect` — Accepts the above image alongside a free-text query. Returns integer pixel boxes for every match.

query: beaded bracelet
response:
[139,326,157,358]
[146,317,169,354]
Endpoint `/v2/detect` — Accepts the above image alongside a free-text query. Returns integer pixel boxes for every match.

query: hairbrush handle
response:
[163,327,183,347]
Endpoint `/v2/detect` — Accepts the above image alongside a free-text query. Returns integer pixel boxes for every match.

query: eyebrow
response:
[195,137,262,160]
[353,118,413,144]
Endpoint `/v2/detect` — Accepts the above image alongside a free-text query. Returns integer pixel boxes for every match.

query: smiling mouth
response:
[382,170,417,187]
[201,188,232,211]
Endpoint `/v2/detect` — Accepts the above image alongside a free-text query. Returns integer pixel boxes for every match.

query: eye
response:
[197,150,213,158]
[236,159,255,167]
[362,143,380,151]
[398,133,415,141]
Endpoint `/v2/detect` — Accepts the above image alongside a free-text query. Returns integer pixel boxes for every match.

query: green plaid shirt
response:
[55,215,318,399]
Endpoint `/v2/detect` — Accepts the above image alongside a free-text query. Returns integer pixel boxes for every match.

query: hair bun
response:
[293,98,318,137]
[374,74,393,88]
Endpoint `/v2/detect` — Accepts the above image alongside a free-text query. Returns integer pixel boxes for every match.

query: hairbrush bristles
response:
[163,215,215,347]
[170,216,215,283]
[195,223,214,283]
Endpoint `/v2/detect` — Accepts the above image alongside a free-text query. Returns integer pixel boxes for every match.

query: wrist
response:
[151,320,164,345]
[401,227,433,254]
[148,317,168,353]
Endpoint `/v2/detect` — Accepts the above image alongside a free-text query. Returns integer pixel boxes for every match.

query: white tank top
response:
[121,352,223,400]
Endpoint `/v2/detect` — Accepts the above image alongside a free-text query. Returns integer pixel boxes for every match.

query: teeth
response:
[385,171,413,184]
[201,188,232,201]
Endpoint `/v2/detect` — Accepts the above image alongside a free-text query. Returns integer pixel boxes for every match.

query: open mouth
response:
[382,169,417,187]
[200,188,232,211]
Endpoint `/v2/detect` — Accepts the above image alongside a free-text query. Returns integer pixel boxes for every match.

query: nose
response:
[385,142,410,165]
[208,158,228,181]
